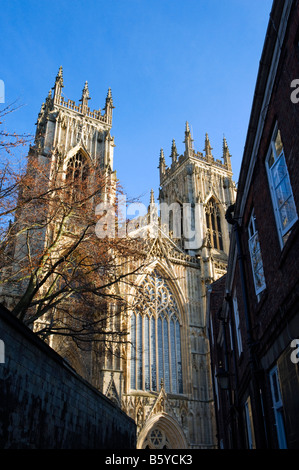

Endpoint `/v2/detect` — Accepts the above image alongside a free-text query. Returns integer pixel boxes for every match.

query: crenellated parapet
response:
[159,124,233,187]
[31,67,115,171]
[158,122,236,257]
[51,66,114,125]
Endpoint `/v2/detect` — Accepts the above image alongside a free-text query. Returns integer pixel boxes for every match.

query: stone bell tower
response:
[158,122,236,281]
[32,66,116,195]
[0,66,117,315]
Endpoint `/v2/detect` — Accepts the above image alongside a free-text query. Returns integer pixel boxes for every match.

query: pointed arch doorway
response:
[137,413,188,449]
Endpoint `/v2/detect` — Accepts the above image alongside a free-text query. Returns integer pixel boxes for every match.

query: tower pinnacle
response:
[222,136,232,171]
[80,81,91,113]
[158,148,166,181]
[184,121,194,156]
[53,66,64,104]
[171,139,178,164]
[204,133,213,160]
[104,87,114,123]
[150,188,155,204]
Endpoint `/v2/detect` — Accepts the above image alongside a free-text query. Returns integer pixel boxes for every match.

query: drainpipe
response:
[217,306,238,448]
[223,295,241,448]
[225,204,267,448]
[225,205,253,347]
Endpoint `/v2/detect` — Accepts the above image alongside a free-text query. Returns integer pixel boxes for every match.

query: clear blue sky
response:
[1,0,273,205]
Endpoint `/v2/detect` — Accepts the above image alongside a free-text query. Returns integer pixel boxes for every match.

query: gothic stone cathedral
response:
[20,69,235,449]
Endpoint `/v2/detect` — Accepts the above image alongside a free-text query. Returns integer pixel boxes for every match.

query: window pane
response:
[137,313,143,390]
[130,314,136,389]
[267,129,298,243]
[158,317,163,388]
[275,177,292,208]
[244,397,256,449]
[275,129,283,157]
[270,366,287,449]
[131,271,183,394]
[151,317,157,391]
[144,316,150,391]
[271,155,287,188]
[171,319,177,394]
[233,296,243,354]
[176,321,183,393]
[254,267,266,291]
[249,230,266,294]
[211,213,216,230]
[279,196,297,230]
[206,199,223,250]
[271,369,280,404]
[268,149,275,168]
[163,318,170,392]
[249,238,263,270]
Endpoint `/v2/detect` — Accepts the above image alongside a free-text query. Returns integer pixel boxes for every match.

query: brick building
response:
[208,0,299,449]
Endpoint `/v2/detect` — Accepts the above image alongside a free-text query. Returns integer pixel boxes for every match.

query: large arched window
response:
[205,198,223,250]
[130,270,183,394]
[66,152,88,200]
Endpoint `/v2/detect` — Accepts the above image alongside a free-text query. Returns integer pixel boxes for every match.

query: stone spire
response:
[80,81,91,114]
[148,189,158,227]
[184,121,194,156]
[46,89,52,101]
[104,87,114,123]
[53,66,64,104]
[223,136,232,172]
[35,89,53,147]
[44,89,53,111]
[150,188,155,204]
[158,148,166,181]
[204,133,213,160]
[170,139,178,164]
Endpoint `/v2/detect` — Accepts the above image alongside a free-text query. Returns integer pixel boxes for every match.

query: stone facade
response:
[3,68,236,449]
[112,123,235,449]
[36,67,115,177]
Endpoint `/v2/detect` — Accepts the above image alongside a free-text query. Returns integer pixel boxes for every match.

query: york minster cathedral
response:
[5,68,236,449]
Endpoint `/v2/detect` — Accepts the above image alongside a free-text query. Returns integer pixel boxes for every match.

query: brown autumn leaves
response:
[0,104,147,356]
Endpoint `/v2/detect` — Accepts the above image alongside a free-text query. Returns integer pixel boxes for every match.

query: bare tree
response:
[0,129,147,357]
[0,103,32,223]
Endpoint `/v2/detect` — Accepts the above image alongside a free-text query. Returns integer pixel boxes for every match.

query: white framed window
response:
[266,126,298,247]
[269,365,287,449]
[244,396,256,449]
[233,292,243,356]
[248,211,266,295]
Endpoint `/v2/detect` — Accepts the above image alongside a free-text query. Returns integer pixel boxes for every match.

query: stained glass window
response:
[130,270,183,394]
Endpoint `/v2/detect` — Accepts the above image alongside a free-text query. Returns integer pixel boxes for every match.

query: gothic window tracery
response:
[143,428,170,449]
[65,152,89,201]
[205,198,223,250]
[130,270,183,394]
